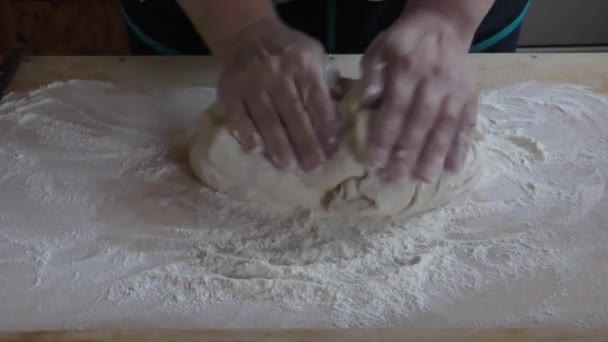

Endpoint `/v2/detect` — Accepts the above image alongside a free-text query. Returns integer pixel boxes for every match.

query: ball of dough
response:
[189,81,483,217]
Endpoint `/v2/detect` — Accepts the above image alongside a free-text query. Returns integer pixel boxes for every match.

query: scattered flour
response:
[1,80,608,331]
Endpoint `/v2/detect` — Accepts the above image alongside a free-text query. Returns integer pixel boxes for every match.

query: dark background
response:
[2,0,130,56]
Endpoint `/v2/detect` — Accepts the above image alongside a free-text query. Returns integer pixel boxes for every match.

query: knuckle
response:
[392,147,417,163]
[256,92,274,108]
[431,131,453,152]
[290,99,308,118]
[369,130,394,151]
[375,113,403,137]
[400,128,426,148]
[251,109,274,128]
[273,87,300,111]
[384,85,410,110]
[417,88,437,114]
[440,108,460,128]
[267,122,286,139]
[415,109,436,128]
[285,48,317,68]
[383,124,403,142]
[282,50,303,69]
[311,89,334,117]
[268,56,283,74]
[438,65,464,82]
[431,64,451,79]
[394,53,416,71]
[293,133,313,149]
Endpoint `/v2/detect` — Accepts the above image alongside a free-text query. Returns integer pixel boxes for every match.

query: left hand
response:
[360,8,479,182]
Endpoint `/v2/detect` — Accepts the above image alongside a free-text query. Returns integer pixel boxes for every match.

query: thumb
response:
[360,39,386,109]
[330,76,356,101]
[323,62,356,101]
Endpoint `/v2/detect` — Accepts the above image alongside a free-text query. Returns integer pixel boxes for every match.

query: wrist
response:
[177,0,280,59]
[213,14,286,61]
[402,0,493,43]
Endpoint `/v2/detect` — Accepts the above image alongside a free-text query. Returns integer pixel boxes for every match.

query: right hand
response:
[216,17,341,172]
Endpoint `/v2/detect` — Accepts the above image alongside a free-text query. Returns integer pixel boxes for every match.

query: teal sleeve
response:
[470,0,531,52]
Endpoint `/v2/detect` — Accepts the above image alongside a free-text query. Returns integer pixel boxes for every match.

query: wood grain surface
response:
[1,329,608,342]
[3,54,608,340]
[7,54,608,94]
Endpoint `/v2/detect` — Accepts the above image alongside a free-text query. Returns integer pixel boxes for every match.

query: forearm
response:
[177,0,278,57]
[404,0,495,40]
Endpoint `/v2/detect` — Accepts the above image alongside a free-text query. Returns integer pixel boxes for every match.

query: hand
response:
[360,8,479,182]
[216,17,340,172]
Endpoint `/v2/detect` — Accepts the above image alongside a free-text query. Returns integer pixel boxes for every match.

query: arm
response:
[177,0,340,172]
[176,0,278,58]
[405,0,495,41]
[361,0,495,182]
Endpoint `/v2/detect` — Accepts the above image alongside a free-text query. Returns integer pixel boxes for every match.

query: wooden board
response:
[3,54,608,339]
[1,329,608,342]
[8,54,608,95]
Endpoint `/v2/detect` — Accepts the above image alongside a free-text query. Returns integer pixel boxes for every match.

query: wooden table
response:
[4,54,608,341]
[9,54,608,94]
[2,328,608,342]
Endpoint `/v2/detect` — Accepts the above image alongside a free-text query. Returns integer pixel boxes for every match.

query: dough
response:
[189,81,483,217]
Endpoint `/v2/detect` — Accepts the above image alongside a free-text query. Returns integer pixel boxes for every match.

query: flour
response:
[1,80,608,331]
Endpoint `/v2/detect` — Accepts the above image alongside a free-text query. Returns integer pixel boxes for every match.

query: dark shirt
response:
[119,0,531,55]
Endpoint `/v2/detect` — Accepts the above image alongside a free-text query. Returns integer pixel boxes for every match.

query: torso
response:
[119,0,530,55]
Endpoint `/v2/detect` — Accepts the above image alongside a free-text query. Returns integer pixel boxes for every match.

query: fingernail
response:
[266,152,292,171]
[308,161,326,175]
[251,133,264,154]
[369,148,390,168]
[231,130,255,153]
[303,150,327,172]
[417,158,443,183]
[394,148,416,162]
[325,136,340,157]
[269,154,282,169]
[379,164,410,183]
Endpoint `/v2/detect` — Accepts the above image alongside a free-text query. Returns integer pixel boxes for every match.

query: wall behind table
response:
[12,0,130,55]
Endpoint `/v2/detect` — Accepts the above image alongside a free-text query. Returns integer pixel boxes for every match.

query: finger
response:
[246,92,296,170]
[361,34,385,69]
[382,79,444,180]
[445,99,478,172]
[324,63,341,96]
[220,99,259,152]
[271,79,325,172]
[360,63,385,108]
[330,76,356,101]
[295,71,341,160]
[414,95,463,182]
[367,63,418,168]
[360,36,386,106]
